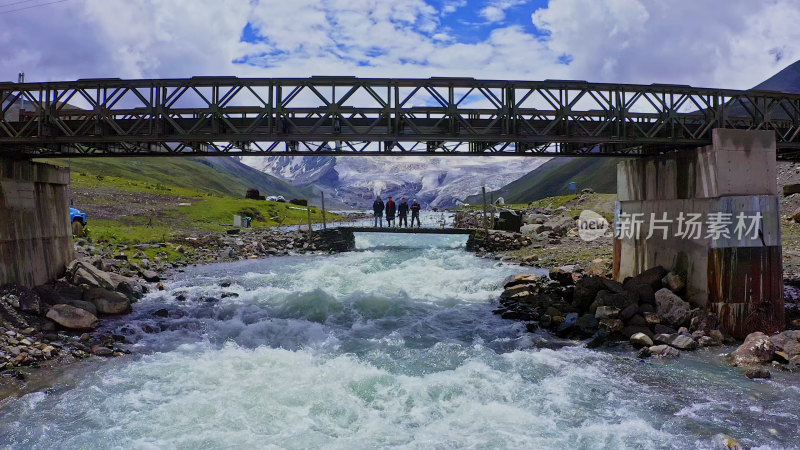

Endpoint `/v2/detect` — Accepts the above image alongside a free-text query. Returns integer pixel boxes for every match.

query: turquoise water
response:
[1,233,798,449]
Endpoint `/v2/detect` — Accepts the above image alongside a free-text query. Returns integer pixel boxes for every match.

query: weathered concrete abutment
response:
[0,159,73,286]
[614,129,784,338]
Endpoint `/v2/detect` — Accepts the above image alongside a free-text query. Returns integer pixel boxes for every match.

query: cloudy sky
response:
[1,0,799,89]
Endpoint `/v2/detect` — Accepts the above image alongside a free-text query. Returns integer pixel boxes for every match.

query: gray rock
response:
[576,314,599,336]
[670,335,698,350]
[653,333,676,345]
[558,312,578,331]
[591,290,636,314]
[140,270,160,283]
[46,304,99,330]
[626,266,667,291]
[585,329,609,348]
[625,281,656,305]
[648,344,681,358]
[626,314,647,327]
[654,288,691,327]
[621,325,654,339]
[654,324,678,335]
[630,332,653,348]
[698,336,716,347]
[549,266,575,286]
[83,288,131,315]
[708,329,724,345]
[729,332,775,366]
[662,272,685,293]
[595,306,620,320]
[770,330,800,359]
[598,318,624,333]
[619,304,639,321]
[745,368,771,379]
[64,300,97,316]
[68,259,116,291]
[573,276,605,311]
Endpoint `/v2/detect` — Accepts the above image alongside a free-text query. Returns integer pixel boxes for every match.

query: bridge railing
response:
[2,77,799,158]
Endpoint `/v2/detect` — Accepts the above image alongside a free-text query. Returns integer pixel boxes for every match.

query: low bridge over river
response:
[0,76,791,338]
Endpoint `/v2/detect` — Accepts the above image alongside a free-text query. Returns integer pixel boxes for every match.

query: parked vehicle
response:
[70,207,87,236]
[266,195,287,203]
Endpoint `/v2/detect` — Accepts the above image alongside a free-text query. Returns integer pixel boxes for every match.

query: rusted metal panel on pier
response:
[708,246,784,339]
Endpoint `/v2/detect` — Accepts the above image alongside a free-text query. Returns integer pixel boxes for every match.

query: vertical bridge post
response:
[614,129,784,338]
[0,159,74,286]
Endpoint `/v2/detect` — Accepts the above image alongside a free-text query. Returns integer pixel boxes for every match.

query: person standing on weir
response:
[385,196,396,227]
[398,198,409,228]
[373,196,384,227]
[410,199,421,228]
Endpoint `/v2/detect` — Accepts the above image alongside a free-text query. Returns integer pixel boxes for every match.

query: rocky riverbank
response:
[494,265,800,379]
[0,226,357,396]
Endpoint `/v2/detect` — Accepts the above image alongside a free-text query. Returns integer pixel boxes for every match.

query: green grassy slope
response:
[56,156,313,201]
[43,156,343,247]
[465,157,619,204]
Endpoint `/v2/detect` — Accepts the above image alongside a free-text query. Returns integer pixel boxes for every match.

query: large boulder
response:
[84,288,131,315]
[625,282,656,305]
[573,276,604,311]
[496,210,522,233]
[503,274,542,290]
[576,314,599,336]
[630,332,653,348]
[523,213,547,225]
[68,259,116,290]
[661,272,685,293]
[46,304,99,330]
[625,266,668,291]
[140,270,160,283]
[770,330,800,359]
[549,266,575,286]
[728,332,775,366]
[590,290,637,314]
[64,299,98,316]
[654,288,691,327]
[544,216,575,237]
[670,335,698,350]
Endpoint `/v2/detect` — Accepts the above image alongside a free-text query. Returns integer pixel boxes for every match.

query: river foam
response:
[1,233,798,449]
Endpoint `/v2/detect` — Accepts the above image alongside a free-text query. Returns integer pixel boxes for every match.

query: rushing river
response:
[1,234,799,449]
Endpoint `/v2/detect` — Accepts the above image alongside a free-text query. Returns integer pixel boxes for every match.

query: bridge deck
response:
[337,226,475,235]
[3,77,800,159]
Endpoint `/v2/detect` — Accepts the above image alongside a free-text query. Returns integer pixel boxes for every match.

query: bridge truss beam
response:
[2,76,800,159]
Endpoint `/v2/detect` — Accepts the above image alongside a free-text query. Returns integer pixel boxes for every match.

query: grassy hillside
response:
[465,157,618,205]
[41,157,342,247]
[55,156,314,201]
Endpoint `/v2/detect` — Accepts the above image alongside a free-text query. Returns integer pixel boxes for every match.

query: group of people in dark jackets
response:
[372,196,421,227]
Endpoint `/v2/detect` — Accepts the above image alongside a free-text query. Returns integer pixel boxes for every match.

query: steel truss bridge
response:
[2,76,800,159]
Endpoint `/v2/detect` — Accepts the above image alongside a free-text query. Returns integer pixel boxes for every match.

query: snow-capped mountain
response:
[241,155,549,208]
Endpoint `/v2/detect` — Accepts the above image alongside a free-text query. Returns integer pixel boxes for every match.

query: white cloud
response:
[442,0,467,14]
[0,0,798,91]
[531,0,800,88]
[480,6,505,22]
[479,0,527,24]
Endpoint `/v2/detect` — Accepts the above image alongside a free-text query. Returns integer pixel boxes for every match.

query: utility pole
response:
[321,192,327,229]
[482,186,489,237]
[306,204,313,236]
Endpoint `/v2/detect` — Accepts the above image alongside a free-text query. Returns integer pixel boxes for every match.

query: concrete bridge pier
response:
[0,159,73,286]
[614,129,784,339]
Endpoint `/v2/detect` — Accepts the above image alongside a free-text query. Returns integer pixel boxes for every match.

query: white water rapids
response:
[1,233,798,449]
